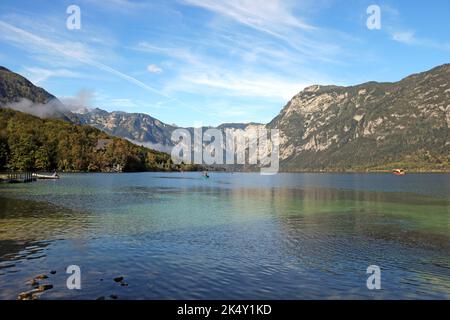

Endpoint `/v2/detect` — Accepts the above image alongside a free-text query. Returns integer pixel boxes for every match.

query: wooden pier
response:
[0,172,36,183]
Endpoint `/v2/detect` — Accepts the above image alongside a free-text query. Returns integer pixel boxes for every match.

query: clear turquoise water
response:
[0,173,449,299]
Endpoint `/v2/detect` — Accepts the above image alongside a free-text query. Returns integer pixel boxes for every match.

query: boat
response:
[392,169,406,176]
[32,173,60,180]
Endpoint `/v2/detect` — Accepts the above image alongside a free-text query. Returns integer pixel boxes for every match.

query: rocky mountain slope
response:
[0,67,79,122]
[268,64,449,171]
[76,108,177,152]
[0,66,55,105]
[76,107,264,154]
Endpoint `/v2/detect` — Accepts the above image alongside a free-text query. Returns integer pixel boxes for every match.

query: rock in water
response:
[17,289,40,300]
[37,284,53,292]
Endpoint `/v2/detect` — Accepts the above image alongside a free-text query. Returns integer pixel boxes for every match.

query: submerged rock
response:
[50,270,57,275]
[37,284,53,292]
[17,289,40,300]
[27,279,39,287]
[34,274,48,280]
[113,276,124,283]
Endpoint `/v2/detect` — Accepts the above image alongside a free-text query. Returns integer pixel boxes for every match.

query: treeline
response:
[0,109,199,172]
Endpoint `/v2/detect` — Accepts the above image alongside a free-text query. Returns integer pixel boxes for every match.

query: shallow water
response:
[0,173,449,299]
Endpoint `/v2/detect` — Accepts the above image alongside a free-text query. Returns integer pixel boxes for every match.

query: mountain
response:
[76,107,264,154]
[76,108,177,152]
[0,67,200,172]
[1,64,449,171]
[0,66,55,105]
[78,64,449,171]
[0,67,78,122]
[268,64,450,171]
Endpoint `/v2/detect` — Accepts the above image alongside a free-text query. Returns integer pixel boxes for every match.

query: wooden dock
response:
[0,172,36,183]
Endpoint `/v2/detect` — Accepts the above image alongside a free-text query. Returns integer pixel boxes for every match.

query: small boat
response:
[32,173,60,180]
[392,169,406,176]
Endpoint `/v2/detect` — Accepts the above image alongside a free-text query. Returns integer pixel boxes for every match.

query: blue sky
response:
[0,0,449,127]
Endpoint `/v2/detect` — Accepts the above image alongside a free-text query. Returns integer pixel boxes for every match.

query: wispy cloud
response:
[23,67,82,85]
[0,20,167,97]
[175,69,307,100]
[135,42,202,66]
[382,4,450,52]
[82,0,154,12]
[180,0,314,34]
[134,41,317,100]
[391,30,450,51]
[180,0,345,61]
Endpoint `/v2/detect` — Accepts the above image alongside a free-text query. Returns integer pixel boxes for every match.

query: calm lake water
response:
[0,173,449,299]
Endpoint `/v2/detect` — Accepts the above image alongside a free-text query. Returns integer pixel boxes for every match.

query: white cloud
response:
[392,31,415,44]
[147,64,163,74]
[60,90,96,109]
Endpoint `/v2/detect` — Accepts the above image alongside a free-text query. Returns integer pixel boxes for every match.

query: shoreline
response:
[2,170,447,176]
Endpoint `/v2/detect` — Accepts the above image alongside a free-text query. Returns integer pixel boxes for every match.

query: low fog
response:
[2,90,94,119]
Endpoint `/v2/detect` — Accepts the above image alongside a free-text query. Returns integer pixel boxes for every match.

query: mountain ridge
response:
[1,64,449,172]
[268,63,449,171]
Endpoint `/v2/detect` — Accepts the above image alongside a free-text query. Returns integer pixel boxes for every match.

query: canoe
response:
[32,173,60,180]
[392,169,406,176]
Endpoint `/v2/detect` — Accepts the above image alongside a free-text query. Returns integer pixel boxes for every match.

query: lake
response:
[0,173,449,299]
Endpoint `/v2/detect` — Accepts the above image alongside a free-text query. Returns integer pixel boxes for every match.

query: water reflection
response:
[0,173,448,299]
